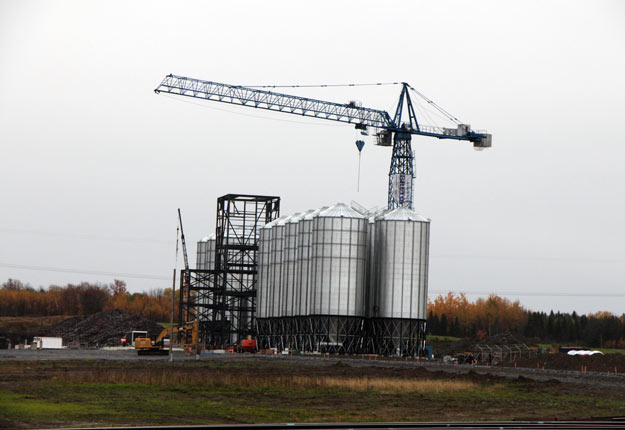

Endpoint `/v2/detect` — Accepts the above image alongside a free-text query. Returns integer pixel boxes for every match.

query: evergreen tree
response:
[440,314,448,336]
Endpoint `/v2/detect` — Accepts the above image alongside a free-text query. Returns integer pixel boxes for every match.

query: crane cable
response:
[242,82,463,127]
[243,82,402,89]
[407,85,463,125]
[162,82,462,129]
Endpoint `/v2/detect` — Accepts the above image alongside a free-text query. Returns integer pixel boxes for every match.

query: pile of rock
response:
[40,310,163,346]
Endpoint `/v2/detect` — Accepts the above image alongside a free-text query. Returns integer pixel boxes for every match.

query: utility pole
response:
[169,268,176,362]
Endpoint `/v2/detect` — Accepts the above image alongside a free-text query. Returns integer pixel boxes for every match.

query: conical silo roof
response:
[286,212,304,224]
[318,203,365,219]
[303,206,328,220]
[263,215,287,229]
[276,214,295,226]
[377,206,429,222]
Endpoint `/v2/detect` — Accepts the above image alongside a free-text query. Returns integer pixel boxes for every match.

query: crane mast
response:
[156,75,491,209]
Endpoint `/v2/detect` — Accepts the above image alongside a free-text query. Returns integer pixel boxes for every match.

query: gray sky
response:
[1,0,624,315]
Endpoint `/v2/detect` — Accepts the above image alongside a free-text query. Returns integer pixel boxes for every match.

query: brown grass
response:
[52,367,480,394]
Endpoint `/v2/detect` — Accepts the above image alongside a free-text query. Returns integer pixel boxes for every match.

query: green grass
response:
[536,344,625,355]
[597,348,625,355]
[2,380,624,428]
[427,335,463,342]
[0,389,116,427]
[2,360,625,428]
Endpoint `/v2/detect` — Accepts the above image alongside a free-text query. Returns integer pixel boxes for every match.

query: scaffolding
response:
[179,194,280,347]
[473,343,533,364]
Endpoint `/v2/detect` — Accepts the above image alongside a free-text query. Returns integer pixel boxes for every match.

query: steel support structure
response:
[368,318,427,357]
[179,194,280,347]
[256,316,426,356]
[388,131,415,210]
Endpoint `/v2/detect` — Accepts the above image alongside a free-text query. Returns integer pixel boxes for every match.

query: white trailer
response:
[32,337,63,349]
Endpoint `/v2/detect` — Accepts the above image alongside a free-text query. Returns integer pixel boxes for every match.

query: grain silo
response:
[256,223,274,320]
[196,234,217,270]
[254,215,291,349]
[196,238,207,270]
[308,203,368,353]
[255,202,430,356]
[295,208,326,317]
[270,215,292,319]
[282,213,303,318]
[255,219,278,348]
[195,234,216,320]
[369,206,430,356]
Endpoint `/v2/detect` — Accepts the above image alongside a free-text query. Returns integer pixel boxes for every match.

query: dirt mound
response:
[40,310,163,347]
[506,353,625,373]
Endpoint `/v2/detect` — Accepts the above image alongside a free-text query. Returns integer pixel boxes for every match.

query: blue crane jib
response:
[155,74,491,210]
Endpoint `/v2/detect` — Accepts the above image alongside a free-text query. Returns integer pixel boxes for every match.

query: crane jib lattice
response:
[155,74,393,130]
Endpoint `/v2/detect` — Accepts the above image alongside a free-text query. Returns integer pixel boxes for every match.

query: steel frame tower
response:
[179,194,280,347]
[388,130,415,209]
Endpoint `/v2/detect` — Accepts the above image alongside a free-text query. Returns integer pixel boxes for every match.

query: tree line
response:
[427,292,625,348]
[3,279,624,348]
[0,279,175,322]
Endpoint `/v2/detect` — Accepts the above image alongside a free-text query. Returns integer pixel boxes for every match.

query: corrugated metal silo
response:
[196,234,216,270]
[295,207,326,317]
[282,213,305,317]
[269,215,291,318]
[310,203,368,317]
[256,224,273,319]
[373,207,430,319]
[196,238,208,270]
[195,234,217,329]
[205,234,216,270]
[364,212,378,319]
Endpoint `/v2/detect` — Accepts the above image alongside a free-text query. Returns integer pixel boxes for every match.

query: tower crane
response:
[155,75,491,210]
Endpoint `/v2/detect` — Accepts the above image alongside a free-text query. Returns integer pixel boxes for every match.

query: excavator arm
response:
[155,321,197,345]
[136,320,198,355]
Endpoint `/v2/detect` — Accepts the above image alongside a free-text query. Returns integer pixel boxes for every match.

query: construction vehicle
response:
[135,320,198,355]
[238,338,257,353]
[121,330,147,347]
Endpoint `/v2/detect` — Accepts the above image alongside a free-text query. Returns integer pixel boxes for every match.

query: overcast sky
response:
[1,0,624,315]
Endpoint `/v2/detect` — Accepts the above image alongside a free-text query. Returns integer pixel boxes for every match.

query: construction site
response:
[4,2,625,428]
[161,75,492,357]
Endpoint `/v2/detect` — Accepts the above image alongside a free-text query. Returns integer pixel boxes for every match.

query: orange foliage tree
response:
[0,279,177,322]
[428,293,528,337]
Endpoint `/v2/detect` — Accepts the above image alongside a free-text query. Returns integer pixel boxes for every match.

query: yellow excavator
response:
[134,320,198,355]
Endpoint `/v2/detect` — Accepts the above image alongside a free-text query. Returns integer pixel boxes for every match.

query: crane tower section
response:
[155,75,491,209]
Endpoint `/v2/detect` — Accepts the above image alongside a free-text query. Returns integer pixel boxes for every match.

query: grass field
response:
[425,335,463,342]
[1,359,625,429]
[536,343,625,355]
[597,348,625,355]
